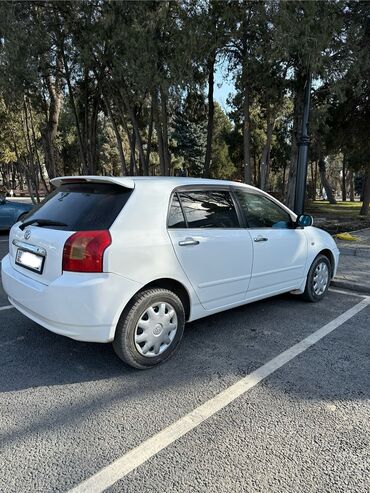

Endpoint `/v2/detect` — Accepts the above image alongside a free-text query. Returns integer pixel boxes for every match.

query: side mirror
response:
[296,214,313,228]
[0,196,6,205]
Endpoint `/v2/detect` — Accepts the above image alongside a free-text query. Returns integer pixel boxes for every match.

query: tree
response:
[209,103,235,179]
[172,92,207,176]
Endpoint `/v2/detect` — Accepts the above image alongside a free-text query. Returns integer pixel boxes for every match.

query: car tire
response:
[17,212,28,223]
[113,288,185,369]
[302,254,331,302]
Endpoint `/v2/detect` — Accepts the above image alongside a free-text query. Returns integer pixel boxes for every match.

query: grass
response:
[306,200,363,217]
[305,200,370,234]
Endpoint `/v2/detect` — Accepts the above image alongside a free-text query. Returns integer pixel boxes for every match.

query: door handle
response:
[254,236,268,242]
[178,237,200,247]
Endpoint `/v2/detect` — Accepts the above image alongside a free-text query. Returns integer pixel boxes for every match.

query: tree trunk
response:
[359,167,370,215]
[22,103,40,203]
[152,90,166,176]
[242,62,252,184]
[26,174,38,205]
[130,130,137,175]
[309,161,315,200]
[87,93,99,174]
[342,157,346,201]
[318,157,337,204]
[61,47,88,172]
[27,100,50,193]
[348,170,354,201]
[160,87,171,176]
[40,52,63,179]
[260,110,274,191]
[12,135,37,204]
[203,51,215,178]
[146,101,154,175]
[103,94,126,175]
[119,88,148,175]
[286,73,305,208]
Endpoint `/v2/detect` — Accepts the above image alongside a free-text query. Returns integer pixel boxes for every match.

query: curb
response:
[338,247,370,258]
[331,279,370,296]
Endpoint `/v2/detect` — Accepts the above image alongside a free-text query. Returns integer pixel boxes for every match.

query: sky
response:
[214,60,235,112]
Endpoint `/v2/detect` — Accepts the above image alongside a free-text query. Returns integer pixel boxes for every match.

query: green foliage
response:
[0,0,368,210]
[209,103,235,179]
[172,92,207,176]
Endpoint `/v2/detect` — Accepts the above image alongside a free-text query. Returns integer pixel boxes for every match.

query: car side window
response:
[168,193,186,228]
[177,190,239,228]
[234,189,293,229]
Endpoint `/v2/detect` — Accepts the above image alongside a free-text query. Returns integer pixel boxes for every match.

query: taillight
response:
[62,230,111,273]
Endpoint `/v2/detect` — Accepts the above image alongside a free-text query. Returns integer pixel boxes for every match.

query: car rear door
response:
[167,188,253,311]
[233,188,308,300]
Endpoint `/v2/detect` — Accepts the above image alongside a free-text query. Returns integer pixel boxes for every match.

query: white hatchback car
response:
[2,176,339,368]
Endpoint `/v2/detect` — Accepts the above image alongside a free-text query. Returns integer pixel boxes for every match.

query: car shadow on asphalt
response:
[0,290,367,395]
[0,291,368,451]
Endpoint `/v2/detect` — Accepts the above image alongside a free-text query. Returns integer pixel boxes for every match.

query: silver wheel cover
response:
[134,302,178,357]
[313,261,329,296]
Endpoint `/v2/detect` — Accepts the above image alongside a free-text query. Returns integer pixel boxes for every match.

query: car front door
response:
[167,188,253,311]
[233,188,308,300]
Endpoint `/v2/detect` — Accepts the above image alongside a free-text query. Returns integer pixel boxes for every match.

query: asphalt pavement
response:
[0,233,369,493]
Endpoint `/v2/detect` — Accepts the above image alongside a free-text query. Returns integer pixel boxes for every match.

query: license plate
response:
[15,249,45,274]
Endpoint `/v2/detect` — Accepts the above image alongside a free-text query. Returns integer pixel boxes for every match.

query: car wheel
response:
[302,254,331,302]
[113,288,185,369]
[17,212,28,223]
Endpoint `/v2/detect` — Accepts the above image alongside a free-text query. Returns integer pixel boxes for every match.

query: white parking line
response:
[0,305,14,311]
[67,298,370,493]
[329,287,367,298]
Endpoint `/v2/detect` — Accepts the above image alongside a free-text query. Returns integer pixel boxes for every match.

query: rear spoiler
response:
[50,176,135,189]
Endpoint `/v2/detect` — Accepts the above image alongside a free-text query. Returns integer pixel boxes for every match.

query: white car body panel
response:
[246,228,308,299]
[10,225,72,284]
[168,228,254,310]
[1,176,340,343]
[1,254,142,342]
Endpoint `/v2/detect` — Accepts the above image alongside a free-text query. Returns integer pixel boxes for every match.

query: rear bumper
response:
[1,254,142,343]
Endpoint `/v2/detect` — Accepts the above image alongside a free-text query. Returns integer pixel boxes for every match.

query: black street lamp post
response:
[294,70,312,216]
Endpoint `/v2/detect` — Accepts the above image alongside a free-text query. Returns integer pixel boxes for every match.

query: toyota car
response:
[1,176,339,368]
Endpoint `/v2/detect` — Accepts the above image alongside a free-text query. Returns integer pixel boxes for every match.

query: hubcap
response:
[134,302,178,358]
[313,261,329,296]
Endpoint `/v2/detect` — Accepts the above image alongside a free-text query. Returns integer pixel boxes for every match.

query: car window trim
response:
[231,186,295,229]
[167,186,244,230]
[167,192,188,229]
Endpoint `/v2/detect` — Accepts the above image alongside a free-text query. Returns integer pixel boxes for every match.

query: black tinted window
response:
[178,190,239,228]
[168,193,186,228]
[22,183,132,231]
[234,189,292,228]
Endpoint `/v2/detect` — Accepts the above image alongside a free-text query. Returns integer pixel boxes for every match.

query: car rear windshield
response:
[21,182,132,231]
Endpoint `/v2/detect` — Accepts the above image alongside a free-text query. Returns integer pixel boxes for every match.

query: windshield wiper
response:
[19,219,68,230]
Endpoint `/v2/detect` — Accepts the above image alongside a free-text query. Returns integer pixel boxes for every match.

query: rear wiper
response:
[19,219,68,230]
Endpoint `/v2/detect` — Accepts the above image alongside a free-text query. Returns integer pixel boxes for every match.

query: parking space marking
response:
[0,305,14,311]
[329,287,367,298]
[67,298,370,493]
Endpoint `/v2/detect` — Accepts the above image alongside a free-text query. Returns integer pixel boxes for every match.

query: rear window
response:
[22,183,132,231]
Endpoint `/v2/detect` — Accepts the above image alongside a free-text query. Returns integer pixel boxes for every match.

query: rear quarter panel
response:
[105,181,201,313]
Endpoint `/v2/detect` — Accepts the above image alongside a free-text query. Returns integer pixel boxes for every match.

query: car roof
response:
[51,175,259,192]
[50,175,296,219]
